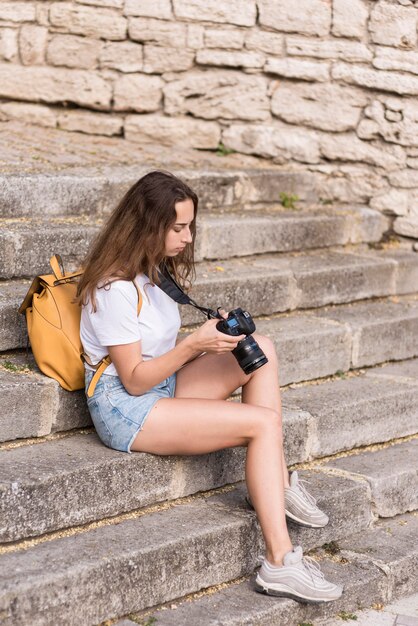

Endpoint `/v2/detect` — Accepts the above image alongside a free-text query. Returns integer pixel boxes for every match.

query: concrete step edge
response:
[2,248,418,349]
[0,166,318,217]
[0,208,389,278]
[139,509,418,626]
[0,472,374,625]
[1,379,417,542]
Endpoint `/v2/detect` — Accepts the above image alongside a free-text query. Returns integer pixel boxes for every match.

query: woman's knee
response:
[248,406,282,439]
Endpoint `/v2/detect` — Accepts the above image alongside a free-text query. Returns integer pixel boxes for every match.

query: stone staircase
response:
[1,153,418,626]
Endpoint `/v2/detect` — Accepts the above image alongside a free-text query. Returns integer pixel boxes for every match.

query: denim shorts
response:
[85,370,177,453]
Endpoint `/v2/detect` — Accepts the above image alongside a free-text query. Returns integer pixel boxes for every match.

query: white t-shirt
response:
[80,274,181,376]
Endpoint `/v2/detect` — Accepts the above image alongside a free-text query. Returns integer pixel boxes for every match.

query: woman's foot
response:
[284,471,329,528]
[255,546,343,603]
[246,471,329,528]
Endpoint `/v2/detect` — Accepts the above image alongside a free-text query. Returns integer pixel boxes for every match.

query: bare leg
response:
[241,333,290,488]
[132,397,292,565]
[131,339,293,564]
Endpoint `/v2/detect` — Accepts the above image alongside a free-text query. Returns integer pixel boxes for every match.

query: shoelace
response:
[302,556,325,582]
[294,478,318,506]
[257,553,324,583]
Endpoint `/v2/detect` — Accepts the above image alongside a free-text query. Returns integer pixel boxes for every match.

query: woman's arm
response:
[108,319,244,395]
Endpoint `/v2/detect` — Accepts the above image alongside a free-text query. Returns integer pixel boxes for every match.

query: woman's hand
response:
[188,315,245,354]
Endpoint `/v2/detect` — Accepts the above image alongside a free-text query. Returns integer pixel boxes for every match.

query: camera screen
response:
[227,318,239,328]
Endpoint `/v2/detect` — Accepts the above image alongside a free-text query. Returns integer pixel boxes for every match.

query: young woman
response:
[78,170,342,604]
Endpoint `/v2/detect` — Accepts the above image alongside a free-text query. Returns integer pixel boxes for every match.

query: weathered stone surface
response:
[314,164,389,205]
[18,24,47,65]
[129,17,187,46]
[339,513,418,600]
[314,298,418,368]
[252,250,399,309]
[320,134,406,171]
[197,49,264,69]
[47,34,103,70]
[58,110,123,136]
[245,29,283,55]
[0,281,28,351]
[287,36,372,62]
[125,114,220,149]
[265,57,330,82]
[172,0,257,27]
[324,439,418,518]
[99,41,142,72]
[369,0,417,49]
[0,220,99,279]
[144,45,195,73]
[0,478,371,624]
[0,2,36,22]
[365,357,418,381]
[124,0,172,19]
[0,167,315,218]
[164,71,270,121]
[258,0,331,35]
[333,62,418,96]
[222,122,320,164]
[370,188,410,216]
[394,216,418,238]
[50,3,127,40]
[344,206,389,243]
[379,249,418,294]
[283,374,418,456]
[205,27,244,50]
[0,28,17,61]
[150,512,418,626]
[358,98,418,148]
[182,258,295,325]
[271,83,367,132]
[0,102,57,128]
[195,210,364,261]
[332,0,369,39]
[113,74,163,111]
[389,169,418,188]
[0,63,112,109]
[0,364,90,443]
[187,24,204,49]
[374,47,418,76]
[0,433,246,540]
[256,315,352,386]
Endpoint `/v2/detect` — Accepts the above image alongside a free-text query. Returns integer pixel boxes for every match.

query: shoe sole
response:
[285,509,328,529]
[254,580,341,604]
[245,496,328,529]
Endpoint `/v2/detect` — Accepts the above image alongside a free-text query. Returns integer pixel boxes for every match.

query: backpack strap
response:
[85,280,143,399]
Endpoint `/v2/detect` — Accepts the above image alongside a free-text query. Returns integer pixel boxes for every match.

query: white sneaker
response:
[284,471,329,528]
[255,546,343,603]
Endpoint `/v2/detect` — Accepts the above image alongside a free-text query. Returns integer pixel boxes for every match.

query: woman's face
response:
[164,198,195,257]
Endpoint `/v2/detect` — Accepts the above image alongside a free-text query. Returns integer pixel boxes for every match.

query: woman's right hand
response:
[188,319,246,354]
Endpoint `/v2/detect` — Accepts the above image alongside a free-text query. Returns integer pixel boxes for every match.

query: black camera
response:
[216,308,268,375]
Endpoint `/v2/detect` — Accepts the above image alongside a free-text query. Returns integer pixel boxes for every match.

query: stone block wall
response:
[0,0,418,236]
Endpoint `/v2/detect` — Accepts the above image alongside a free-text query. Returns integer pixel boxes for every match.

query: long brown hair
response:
[76,170,198,310]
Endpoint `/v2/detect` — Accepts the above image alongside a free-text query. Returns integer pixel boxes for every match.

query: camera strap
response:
[156,266,221,320]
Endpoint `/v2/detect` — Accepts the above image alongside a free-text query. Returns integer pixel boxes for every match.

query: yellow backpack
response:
[19,255,142,398]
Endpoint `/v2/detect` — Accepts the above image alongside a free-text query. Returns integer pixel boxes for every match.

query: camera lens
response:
[232,335,268,375]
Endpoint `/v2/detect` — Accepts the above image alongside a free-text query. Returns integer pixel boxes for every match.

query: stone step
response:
[0,207,388,278]
[2,364,418,541]
[2,298,418,442]
[0,164,317,218]
[0,472,374,624]
[2,247,418,350]
[141,510,418,626]
[282,360,418,457]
